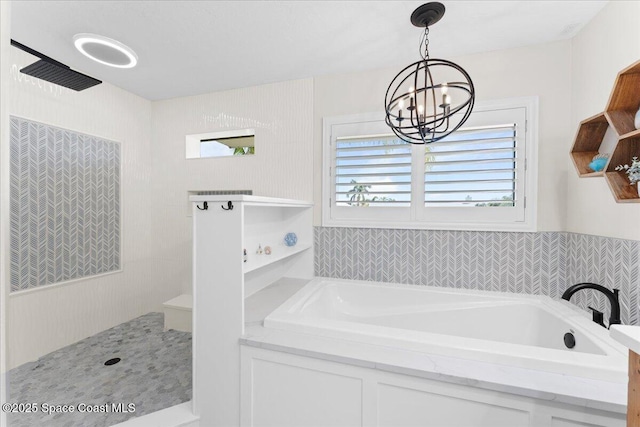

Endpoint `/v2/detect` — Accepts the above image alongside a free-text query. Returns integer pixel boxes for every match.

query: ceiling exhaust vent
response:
[10,39,101,91]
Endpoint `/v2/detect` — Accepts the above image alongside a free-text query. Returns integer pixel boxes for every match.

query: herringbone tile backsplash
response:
[10,117,121,292]
[315,227,640,325]
[566,233,640,325]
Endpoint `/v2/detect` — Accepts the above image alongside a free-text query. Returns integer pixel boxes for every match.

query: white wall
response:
[5,48,182,368]
[151,79,314,294]
[567,0,640,240]
[313,40,573,231]
[1,3,11,426]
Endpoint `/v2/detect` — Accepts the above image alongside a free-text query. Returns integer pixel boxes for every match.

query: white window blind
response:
[322,98,537,231]
[424,123,517,206]
[335,134,412,207]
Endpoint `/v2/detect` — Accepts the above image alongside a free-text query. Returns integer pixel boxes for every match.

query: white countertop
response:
[240,279,627,414]
[241,325,626,414]
[611,324,640,355]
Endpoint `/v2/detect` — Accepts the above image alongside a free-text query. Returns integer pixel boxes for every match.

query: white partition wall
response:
[191,195,313,426]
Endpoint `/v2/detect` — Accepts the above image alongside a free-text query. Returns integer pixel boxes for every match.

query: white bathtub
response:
[264,278,628,382]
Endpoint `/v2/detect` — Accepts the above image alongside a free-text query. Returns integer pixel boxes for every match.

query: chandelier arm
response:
[385,85,403,122]
[425,64,437,141]
[446,90,473,115]
[410,62,421,129]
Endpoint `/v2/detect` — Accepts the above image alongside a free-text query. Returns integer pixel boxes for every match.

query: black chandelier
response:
[384,2,475,144]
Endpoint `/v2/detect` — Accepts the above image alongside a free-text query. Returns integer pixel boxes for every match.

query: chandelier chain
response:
[420,27,430,60]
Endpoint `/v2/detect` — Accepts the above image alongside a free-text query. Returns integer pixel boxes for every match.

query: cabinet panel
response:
[251,358,363,427]
[551,418,611,427]
[241,346,625,427]
[377,383,531,427]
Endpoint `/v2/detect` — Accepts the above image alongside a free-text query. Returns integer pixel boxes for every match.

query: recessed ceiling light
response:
[73,33,138,69]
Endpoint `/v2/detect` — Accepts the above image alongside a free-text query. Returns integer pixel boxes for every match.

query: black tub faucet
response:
[561,283,621,328]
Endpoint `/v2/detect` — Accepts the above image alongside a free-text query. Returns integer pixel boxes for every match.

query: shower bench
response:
[162,294,192,333]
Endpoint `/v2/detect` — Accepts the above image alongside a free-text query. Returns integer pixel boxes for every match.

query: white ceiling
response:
[11,1,608,101]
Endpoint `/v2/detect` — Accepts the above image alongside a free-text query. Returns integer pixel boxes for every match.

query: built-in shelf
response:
[244,277,309,326]
[570,59,640,203]
[244,244,312,273]
[191,194,313,424]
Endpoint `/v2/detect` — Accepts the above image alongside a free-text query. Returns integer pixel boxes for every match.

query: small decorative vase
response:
[635,107,640,130]
[284,232,298,247]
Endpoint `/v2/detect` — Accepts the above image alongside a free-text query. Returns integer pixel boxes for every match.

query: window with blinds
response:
[322,98,536,231]
[335,135,412,207]
[424,124,517,207]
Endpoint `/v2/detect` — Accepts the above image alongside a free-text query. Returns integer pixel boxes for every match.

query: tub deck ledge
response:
[240,324,627,414]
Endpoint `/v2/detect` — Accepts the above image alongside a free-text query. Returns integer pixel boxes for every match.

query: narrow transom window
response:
[185,128,255,159]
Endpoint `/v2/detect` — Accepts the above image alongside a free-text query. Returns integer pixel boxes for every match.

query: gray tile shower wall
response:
[314,227,640,325]
[9,117,121,292]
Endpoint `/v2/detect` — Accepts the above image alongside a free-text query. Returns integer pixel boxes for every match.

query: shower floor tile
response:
[6,312,192,427]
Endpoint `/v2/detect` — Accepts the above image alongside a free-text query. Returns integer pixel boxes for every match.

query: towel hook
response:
[221,201,234,211]
[196,201,208,210]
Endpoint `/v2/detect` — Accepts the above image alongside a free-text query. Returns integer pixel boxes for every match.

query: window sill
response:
[321,218,537,232]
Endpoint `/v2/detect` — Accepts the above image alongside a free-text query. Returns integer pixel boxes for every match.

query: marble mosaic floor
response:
[6,312,192,427]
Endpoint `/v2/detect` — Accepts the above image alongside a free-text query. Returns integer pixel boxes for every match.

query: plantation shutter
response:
[418,106,528,225]
[424,123,518,206]
[334,134,412,207]
[324,103,533,229]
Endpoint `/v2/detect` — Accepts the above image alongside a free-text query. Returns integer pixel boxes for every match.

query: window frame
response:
[322,97,538,232]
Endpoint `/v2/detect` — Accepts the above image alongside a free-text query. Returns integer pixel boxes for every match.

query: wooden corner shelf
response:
[570,113,609,177]
[609,132,640,168]
[605,61,640,136]
[605,171,640,203]
[606,133,640,203]
[571,59,640,203]
[620,128,640,141]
